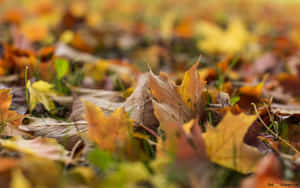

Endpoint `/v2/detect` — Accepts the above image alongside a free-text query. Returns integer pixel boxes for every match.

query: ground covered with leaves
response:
[1,0,300,187]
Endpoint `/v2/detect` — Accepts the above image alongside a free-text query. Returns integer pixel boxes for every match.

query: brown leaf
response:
[158,119,207,165]
[122,73,159,130]
[19,117,87,150]
[149,71,191,123]
[69,88,123,121]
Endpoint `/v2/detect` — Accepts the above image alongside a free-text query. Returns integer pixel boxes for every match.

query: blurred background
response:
[2,0,300,76]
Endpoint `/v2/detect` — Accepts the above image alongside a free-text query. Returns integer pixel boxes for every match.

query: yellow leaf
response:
[0,137,69,162]
[84,101,132,152]
[27,80,56,112]
[84,60,109,82]
[160,12,176,40]
[202,112,262,174]
[179,62,206,117]
[32,80,54,92]
[11,169,32,188]
[59,30,74,44]
[196,19,252,54]
[182,120,194,135]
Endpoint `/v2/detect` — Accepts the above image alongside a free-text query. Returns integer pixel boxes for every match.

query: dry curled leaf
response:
[122,73,158,130]
[150,71,191,123]
[149,63,205,125]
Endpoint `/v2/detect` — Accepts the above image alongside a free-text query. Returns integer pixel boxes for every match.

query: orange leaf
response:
[0,89,24,127]
[84,100,132,152]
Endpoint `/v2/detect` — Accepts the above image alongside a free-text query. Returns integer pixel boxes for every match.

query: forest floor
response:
[0,0,300,188]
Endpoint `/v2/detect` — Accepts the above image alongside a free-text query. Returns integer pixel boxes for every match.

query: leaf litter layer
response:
[1,0,300,187]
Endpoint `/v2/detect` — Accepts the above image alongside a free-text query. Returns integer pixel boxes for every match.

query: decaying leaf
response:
[18,116,87,150]
[149,71,191,123]
[0,89,24,127]
[202,112,262,174]
[149,63,205,124]
[69,89,123,121]
[122,73,159,130]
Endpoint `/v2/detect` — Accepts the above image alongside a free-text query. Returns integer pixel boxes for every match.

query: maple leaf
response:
[202,112,263,174]
[84,100,132,153]
[149,63,205,124]
[196,19,253,54]
[0,89,24,127]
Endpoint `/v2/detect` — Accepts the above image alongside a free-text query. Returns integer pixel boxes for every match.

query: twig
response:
[251,103,300,155]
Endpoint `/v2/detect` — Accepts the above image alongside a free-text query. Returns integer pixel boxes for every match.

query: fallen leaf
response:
[0,137,69,162]
[149,71,191,124]
[239,80,264,97]
[149,63,205,125]
[196,19,253,54]
[0,89,24,127]
[11,169,32,188]
[179,62,206,118]
[122,73,159,130]
[19,116,87,150]
[18,156,62,187]
[84,101,131,152]
[0,158,19,188]
[202,112,262,174]
[157,119,207,165]
[241,153,299,188]
[69,89,123,121]
[26,80,56,112]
